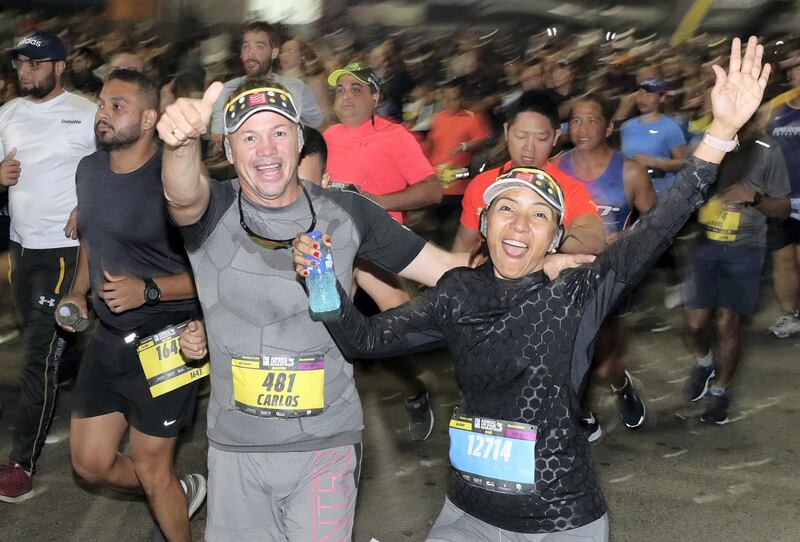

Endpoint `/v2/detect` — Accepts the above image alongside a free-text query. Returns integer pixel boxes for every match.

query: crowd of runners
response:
[0,6,798,542]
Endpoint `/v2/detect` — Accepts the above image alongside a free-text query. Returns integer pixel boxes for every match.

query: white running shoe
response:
[769,313,800,338]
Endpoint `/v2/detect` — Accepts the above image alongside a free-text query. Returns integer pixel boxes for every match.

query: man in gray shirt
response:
[158,74,473,540]
[209,21,324,155]
[683,128,790,424]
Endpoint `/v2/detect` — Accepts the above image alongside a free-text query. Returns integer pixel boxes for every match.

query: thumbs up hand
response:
[157,82,224,147]
[0,148,21,187]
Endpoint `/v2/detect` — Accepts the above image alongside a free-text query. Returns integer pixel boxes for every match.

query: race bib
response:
[449,411,538,494]
[136,322,210,398]
[231,354,324,418]
[698,196,741,242]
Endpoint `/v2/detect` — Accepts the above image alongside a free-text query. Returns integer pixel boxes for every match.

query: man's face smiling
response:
[227,110,302,208]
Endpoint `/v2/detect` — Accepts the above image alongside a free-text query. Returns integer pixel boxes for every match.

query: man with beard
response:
[57,69,206,540]
[0,31,96,502]
[209,21,324,154]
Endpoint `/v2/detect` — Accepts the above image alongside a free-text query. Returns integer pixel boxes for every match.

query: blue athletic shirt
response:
[620,114,685,197]
[768,102,800,197]
[558,151,631,233]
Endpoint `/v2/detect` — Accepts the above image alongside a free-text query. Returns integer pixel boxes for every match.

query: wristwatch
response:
[752,192,764,205]
[143,278,161,306]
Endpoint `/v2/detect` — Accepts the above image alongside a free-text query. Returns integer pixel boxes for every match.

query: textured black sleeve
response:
[324,281,446,361]
[343,192,427,273]
[179,179,236,253]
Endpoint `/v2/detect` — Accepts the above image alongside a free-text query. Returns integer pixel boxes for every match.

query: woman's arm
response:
[323,281,446,361]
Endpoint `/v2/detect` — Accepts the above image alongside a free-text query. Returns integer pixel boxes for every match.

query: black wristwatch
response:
[144,278,161,306]
[752,192,764,205]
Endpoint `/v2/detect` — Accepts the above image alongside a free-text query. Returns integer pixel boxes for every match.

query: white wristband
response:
[702,132,738,152]
[459,142,467,152]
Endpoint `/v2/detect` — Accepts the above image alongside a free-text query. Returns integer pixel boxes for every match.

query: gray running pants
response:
[427,497,609,542]
[206,443,361,542]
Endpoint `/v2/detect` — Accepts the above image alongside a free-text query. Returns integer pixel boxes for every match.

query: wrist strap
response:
[702,131,738,152]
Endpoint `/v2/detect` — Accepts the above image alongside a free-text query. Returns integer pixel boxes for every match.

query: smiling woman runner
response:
[308,37,770,542]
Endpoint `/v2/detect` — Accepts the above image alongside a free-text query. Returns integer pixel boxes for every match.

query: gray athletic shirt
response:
[76,149,198,333]
[180,180,426,452]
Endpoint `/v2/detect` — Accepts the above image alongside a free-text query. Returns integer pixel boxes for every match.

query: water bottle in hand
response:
[57,302,89,332]
[306,231,341,321]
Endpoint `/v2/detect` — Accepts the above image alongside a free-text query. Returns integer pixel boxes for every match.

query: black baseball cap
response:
[638,79,667,93]
[328,62,380,91]
[9,31,67,61]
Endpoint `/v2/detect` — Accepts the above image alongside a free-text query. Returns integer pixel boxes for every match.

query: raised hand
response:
[157,81,224,147]
[710,36,771,134]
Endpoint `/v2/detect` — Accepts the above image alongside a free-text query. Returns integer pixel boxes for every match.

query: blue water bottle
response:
[306,231,341,321]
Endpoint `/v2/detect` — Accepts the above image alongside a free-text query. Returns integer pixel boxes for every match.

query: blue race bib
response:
[449,411,537,494]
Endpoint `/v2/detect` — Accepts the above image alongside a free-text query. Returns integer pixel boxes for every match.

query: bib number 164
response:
[467,433,513,462]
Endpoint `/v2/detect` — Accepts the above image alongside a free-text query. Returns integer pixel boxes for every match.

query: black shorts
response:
[767,218,800,251]
[72,316,199,438]
[683,241,766,315]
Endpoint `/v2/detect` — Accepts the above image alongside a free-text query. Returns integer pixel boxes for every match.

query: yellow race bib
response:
[136,322,210,398]
[231,354,325,418]
[698,196,741,242]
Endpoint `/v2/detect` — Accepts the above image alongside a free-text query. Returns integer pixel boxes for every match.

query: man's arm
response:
[633,144,688,172]
[55,240,91,329]
[98,270,196,314]
[158,83,224,226]
[365,176,442,212]
[559,213,606,254]
[623,159,658,215]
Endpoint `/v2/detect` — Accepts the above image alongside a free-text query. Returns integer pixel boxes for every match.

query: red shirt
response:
[324,116,435,222]
[428,109,490,195]
[460,161,598,231]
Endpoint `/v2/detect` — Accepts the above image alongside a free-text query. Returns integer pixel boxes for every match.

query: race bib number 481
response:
[231,354,324,418]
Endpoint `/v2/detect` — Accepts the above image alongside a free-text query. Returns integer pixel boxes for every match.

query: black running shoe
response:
[700,390,729,425]
[614,371,646,429]
[579,411,603,442]
[404,392,434,441]
[686,364,715,402]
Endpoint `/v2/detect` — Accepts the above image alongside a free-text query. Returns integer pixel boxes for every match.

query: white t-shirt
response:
[0,91,97,249]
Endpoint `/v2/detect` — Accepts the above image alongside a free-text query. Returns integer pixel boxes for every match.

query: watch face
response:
[146,287,159,301]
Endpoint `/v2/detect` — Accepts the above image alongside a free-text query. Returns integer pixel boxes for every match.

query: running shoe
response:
[579,411,603,442]
[700,389,730,424]
[768,312,800,339]
[613,371,646,429]
[0,460,33,503]
[663,284,684,310]
[146,473,207,542]
[404,391,434,441]
[686,363,715,402]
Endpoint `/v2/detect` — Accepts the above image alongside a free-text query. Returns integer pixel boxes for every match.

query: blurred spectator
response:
[368,39,415,121]
[279,37,335,124]
[68,46,103,96]
[209,21,324,154]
